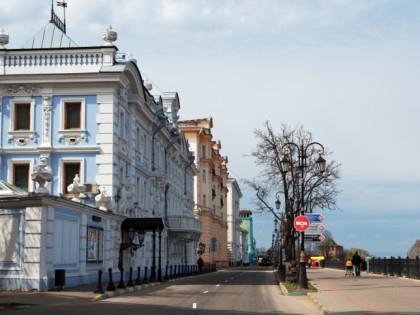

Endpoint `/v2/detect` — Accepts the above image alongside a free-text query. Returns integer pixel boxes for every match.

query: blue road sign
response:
[304,213,324,222]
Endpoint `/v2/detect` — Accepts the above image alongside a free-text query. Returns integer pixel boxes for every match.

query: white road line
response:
[216,284,220,287]
[203,290,208,294]
[192,302,197,309]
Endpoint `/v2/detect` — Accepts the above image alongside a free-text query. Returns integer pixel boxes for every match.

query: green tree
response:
[347,247,369,260]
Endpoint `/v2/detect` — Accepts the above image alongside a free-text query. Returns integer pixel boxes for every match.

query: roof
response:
[0,180,28,197]
[22,22,78,49]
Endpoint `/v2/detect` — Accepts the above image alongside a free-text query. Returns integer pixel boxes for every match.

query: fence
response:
[324,257,420,279]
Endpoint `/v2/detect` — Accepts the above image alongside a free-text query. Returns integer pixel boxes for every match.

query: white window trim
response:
[58,158,85,195]
[58,98,87,145]
[8,98,36,145]
[7,158,35,191]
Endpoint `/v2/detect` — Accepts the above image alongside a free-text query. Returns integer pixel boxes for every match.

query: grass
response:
[283,281,318,293]
[275,269,318,294]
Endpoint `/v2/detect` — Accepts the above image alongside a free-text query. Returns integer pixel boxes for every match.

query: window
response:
[64,102,81,129]
[14,103,30,130]
[203,194,207,207]
[8,99,35,145]
[63,162,81,195]
[136,128,141,151]
[211,237,218,252]
[7,159,34,192]
[13,164,30,191]
[119,111,125,136]
[202,145,206,158]
[58,99,86,144]
[202,170,206,182]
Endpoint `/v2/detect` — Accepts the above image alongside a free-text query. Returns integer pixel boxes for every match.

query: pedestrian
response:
[197,256,204,271]
[351,251,362,277]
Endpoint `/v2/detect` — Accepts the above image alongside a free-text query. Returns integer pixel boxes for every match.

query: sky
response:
[2,0,420,258]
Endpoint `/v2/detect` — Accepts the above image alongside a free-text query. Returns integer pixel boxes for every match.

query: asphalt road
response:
[1,267,321,315]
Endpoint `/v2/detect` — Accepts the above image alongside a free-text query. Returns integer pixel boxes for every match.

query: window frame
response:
[58,98,87,144]
[8,98,36,145]
[58,158,85,195]
[7,158,34,192]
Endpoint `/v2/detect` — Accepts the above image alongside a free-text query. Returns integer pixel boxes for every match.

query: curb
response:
[91,282,161,301]
[273,270,331,314]
[307,293,331,315]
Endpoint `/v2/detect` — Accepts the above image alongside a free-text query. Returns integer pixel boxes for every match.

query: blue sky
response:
[2,0,420,258]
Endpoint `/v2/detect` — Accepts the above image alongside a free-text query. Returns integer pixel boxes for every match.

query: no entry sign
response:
[294,215,310,232]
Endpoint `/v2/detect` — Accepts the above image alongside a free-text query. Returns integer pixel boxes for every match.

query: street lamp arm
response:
[280,141,300,154]
[304,141,325,155]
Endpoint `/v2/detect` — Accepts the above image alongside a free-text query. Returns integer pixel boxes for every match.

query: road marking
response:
[203,290,208,294]
[216,284,220,287]
[192,303,197,309]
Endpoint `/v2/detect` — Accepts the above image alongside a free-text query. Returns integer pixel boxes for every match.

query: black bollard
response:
[174,265,177,278]
[106,268,116,291]
[94,270,105,293]
[135,267,142,285]
[118,267,126,289]
[164,265,169,280]
[149,266,156,283]
[169,265,173,279]
[143,266,149,284]
[127,267,134,287]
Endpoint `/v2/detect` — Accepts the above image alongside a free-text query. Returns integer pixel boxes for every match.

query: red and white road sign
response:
[294,215,310,232]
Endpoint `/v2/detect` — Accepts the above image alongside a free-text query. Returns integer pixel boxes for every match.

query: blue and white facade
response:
[0,11,200,291]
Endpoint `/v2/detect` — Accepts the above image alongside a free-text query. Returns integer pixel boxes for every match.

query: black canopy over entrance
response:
[119,218,165,282]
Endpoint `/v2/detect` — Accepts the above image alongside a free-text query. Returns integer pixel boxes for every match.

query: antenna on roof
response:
[50,0,67,33]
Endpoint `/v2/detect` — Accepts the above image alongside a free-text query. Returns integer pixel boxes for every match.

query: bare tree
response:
[243,122,341,261]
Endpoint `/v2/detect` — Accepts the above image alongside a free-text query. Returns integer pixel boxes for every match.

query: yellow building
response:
[179,118,230,267]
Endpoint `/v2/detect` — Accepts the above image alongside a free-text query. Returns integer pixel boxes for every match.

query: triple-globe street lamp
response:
[279,138,326,289]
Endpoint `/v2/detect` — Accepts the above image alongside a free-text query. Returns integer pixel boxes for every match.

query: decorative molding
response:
[42,96,52,144]
[6,85,37,96]
[7,131,36,146]
[58,130,87,145]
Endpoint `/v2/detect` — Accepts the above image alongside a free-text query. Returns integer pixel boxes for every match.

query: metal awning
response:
[121,218,164,232]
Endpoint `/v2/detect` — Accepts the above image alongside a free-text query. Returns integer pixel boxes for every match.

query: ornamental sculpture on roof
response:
[102,25,117,46]
[67,174,86,202]
[0,28,9,49]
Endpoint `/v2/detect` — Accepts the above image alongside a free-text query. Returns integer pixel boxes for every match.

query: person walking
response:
[197,256,204,272]
[351,251,362,277]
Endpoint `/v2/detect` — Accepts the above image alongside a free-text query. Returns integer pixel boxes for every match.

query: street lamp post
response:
[274,198,284,275]
[280,138,326,289]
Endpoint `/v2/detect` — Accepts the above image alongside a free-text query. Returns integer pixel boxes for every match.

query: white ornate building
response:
[0,5,200,291]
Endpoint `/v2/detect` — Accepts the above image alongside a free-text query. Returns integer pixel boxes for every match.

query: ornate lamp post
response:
[274,198,284,274]
[280,138,326,289]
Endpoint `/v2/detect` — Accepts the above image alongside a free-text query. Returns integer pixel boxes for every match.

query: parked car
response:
[257,256,272,266]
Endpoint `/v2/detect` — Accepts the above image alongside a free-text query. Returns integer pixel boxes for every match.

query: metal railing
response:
[324,256,420,279]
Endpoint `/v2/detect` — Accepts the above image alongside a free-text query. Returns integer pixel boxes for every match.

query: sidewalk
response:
[307,267,420,314]
[0,281,161,310]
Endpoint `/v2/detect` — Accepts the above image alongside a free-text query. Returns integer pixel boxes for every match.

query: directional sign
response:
[307,223,326,235]
[304,213,325,222]
[304,234,326,242]
[294,215,310,232]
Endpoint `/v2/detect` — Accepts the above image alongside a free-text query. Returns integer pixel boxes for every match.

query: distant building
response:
[227,178,242,266]
[240,209,255,265]
[407,240,420,259]
[179,117,232,267]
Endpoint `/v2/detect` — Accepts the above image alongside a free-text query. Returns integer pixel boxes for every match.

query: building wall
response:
[0,20,200,291]
[179,118,230,267]
[227,178,242,265]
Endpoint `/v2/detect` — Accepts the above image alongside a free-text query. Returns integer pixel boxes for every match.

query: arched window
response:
[211,237,218,252]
